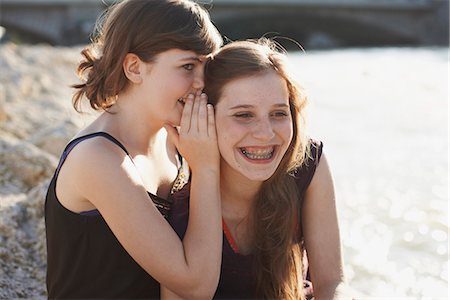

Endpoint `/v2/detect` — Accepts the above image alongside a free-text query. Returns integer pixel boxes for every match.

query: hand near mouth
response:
[164,91,220,173]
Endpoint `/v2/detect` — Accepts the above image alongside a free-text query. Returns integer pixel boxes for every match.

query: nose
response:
[252,117,275,141]
[192,64,205,91]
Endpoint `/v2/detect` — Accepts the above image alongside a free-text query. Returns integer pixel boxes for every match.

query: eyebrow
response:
[229,103,289,110]
[179,56,204,62]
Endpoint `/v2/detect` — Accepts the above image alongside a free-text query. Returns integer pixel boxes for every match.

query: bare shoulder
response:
[307,151,334,194]
[56,136,143,212]
[67,136,128,169]
[302,150,345,298]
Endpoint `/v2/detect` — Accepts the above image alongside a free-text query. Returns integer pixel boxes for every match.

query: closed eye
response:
[271,111,289,118]
[234,112,253,119]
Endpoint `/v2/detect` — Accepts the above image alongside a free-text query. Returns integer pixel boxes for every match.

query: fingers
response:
[180,92,209,136]
[179,94,194,134]
[207,104,216,139]
[190,91,201,132]
[176,92,219,171]
[198,93,208,134]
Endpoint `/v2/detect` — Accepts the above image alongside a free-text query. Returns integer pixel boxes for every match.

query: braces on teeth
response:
[240,148,273,160]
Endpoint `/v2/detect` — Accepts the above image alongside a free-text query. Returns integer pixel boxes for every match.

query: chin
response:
[167,116,181,127]
[241,170,276,182]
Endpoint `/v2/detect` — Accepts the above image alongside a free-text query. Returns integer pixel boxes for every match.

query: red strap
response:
[222,219,240,254]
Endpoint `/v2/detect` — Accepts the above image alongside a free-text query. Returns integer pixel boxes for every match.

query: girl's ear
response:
[123,53,145,84]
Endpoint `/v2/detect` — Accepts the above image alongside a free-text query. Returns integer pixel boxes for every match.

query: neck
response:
[220,163,262,221]
[104,93,166,156]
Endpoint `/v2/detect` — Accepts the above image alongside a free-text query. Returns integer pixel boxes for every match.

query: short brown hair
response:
[73,0,223,112]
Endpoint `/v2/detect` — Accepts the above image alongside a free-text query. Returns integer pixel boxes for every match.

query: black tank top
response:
[45,132,172,299]
[169,139,322,299]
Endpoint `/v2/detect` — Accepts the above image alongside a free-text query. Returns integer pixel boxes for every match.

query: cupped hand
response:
[165,92,219,173]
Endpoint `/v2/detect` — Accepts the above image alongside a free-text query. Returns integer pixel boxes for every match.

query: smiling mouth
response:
[239,146,275,160]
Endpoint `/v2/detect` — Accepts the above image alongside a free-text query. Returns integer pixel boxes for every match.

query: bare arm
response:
[302,153,352,300]
[64,95,221,299]
[161,288,186,299]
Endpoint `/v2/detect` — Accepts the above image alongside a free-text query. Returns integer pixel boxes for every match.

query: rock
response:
[0,42,87,298]
[0,84,7,122]
[1,137,58,190]
[0,193,47,299]
[29,119,80,157]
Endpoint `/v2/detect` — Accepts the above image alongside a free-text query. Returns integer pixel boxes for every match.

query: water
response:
[288,47,449,299]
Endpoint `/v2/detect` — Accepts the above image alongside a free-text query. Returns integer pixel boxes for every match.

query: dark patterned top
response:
[169,139,323,299]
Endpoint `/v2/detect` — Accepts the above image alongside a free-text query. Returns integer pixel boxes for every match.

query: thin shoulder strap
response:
[54,132,129,178]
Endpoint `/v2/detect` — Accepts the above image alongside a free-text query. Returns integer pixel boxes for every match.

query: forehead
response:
[155,48,208,62]
[218,71,289,108]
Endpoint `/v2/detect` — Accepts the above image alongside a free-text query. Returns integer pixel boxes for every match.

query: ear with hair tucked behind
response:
[122,53,144,84]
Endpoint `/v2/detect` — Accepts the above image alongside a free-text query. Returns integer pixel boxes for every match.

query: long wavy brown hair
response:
[204,38,309,300]
[72,0,222,112]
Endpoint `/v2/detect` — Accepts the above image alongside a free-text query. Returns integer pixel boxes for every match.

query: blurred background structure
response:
[0,0,448,48]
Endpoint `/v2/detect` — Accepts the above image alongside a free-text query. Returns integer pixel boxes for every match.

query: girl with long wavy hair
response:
[165,39,351,299]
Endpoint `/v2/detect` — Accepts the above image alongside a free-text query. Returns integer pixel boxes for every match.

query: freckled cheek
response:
[276,122,294,144]
[215,120,246,155]
[215,121,229,154]
[287,124,294,142]
[182,77,194,90]
[216,137,229,158]
[172,74,193,89]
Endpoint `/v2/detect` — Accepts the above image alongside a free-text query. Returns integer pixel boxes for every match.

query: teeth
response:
[240,147,274,160]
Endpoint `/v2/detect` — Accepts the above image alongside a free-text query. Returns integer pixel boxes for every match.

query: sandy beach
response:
[0,43,448,299]
[0,43,96,299]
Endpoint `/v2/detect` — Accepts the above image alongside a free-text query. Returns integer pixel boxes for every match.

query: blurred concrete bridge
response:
[0,0,448,48]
